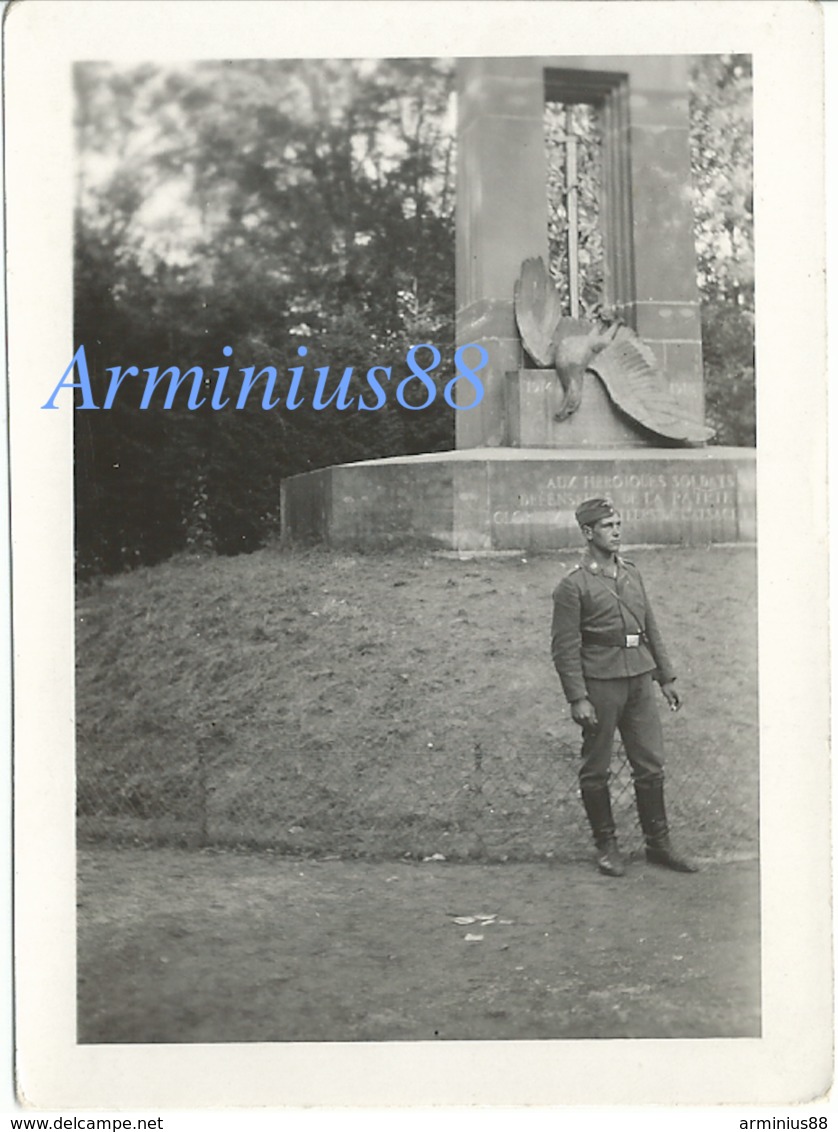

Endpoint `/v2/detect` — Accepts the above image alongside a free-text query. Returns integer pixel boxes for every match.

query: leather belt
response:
[581,631,645,648]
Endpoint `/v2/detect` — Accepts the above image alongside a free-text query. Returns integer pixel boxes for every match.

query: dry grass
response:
[76,543,758,860]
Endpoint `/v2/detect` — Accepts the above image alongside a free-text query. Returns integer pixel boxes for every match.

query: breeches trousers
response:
[579,672,665,788]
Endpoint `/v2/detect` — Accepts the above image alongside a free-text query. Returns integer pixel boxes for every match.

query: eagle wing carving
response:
[513,256,564,368]
[587,330,715,446]
[513,257,714,445]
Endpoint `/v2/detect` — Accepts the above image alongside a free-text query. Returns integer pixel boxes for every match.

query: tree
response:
[689,55,755,446]
[74,59,457,574]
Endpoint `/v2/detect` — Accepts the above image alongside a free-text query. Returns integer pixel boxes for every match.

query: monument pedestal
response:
[281,58,754,555]
[508,368,670,449]
[281,447,756,552]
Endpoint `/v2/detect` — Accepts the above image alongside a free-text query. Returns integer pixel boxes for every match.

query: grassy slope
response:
[76,544,758,860]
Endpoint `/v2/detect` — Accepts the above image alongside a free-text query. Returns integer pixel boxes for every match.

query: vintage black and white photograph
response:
[7,0,831,1112]
[71,49,760,1046]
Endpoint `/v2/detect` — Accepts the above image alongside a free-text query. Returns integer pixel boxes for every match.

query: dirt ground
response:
[77,845,760,1043]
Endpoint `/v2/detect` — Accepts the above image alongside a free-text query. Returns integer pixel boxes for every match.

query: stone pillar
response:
[623,56,704,424]
[456,55,705,447]
[455,58,550,448]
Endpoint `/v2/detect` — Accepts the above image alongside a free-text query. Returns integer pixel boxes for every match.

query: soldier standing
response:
[551,497,697,877]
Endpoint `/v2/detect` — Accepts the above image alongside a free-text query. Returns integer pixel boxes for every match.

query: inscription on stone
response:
[491,469,737,526]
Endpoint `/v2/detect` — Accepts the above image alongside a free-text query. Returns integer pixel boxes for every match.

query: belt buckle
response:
[625,633,640,648]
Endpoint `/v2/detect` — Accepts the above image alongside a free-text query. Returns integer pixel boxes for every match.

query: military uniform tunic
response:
[551,553,675,787]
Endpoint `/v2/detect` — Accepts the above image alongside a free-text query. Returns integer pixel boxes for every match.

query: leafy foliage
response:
[74,59,456,574]
[689,55,755,446]
[701,300,756,447]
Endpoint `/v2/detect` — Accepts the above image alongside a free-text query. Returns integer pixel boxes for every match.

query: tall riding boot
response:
[580,783,626,877]
[634,778,698,873]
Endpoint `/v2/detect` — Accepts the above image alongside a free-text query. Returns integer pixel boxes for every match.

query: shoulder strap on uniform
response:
[587,569,646,630]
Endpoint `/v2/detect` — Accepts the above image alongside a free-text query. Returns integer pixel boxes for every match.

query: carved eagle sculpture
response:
[513,257,714,446]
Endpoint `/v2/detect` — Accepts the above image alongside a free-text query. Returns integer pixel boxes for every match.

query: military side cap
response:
[575,497,617,527]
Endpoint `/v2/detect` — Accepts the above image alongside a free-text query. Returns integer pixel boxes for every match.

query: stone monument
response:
[282,56,755,550]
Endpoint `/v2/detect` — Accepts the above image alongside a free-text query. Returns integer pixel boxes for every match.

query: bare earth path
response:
[78,846,759,1043]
